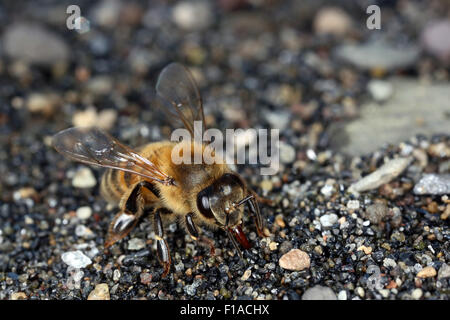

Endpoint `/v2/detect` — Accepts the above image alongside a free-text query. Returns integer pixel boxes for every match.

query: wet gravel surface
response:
[1,0,449,300]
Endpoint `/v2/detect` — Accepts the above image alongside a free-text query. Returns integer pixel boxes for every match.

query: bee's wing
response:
[52,127,174,185]
[156,62,205,135]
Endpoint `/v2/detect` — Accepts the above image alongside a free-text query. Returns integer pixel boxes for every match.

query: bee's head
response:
[196,173,245,228]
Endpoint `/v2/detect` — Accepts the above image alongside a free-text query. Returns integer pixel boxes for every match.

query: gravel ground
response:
[0,0,449,300]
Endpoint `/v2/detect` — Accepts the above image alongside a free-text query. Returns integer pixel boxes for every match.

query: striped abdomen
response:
[100,169,136,204]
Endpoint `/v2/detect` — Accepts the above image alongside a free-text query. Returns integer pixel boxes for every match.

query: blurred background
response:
[0,0,449,300]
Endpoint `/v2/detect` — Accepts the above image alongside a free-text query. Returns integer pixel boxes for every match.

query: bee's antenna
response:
[233,194,254,208]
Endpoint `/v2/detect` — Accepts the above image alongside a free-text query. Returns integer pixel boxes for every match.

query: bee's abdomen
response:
[100,169,130,204]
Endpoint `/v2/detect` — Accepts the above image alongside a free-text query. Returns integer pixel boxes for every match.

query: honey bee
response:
[52,63,266,277]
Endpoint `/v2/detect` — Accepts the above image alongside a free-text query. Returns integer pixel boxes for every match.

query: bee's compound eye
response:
[196,188,214,219]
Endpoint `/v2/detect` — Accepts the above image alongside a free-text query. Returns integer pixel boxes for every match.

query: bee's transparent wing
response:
[52,127,174,185]
[156,62,205,135]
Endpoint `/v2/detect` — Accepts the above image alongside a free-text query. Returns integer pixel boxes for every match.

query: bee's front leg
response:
[185,213,216,255]
[247,191,266,238]
[154,209,172,278]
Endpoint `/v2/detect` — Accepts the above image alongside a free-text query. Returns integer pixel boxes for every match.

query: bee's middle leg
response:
[185,213,216,255]
[153,208,172,278]
[105,181,155,248]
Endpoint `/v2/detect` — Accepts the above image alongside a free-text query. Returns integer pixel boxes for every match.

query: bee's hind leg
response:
[104,181,155,249]
[154,208,172,278]
[185,213,215,255]
[104,211,140,249]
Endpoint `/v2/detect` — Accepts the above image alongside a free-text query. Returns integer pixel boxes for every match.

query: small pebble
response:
[10,292,27,300]
[128,238,146,251]
[275,214,285,228]
[356,287,365,298]
[441,205,450,220]
[269,241,278,251]
[260,180,273,192]
[363,203,389,225]
[416,266,437,279]
[346,200,360,210]
[411,288,422,300]
[172,1,212,31]
[357,245,372,255]
[383,258,397,268]
[241,269,252,281]
[113,269,121,282]
[348,157,411,194]
[3,23,69,66]
[437,263,450,279]
[367,80,393,102]
[313,7,352,36]
[279,249,310,271]
[319,213,338,228]
[140,273,152,285]
[337,290,347,300]
[421,20,450,62]
[87,283,110,300]
[61,251,92,268]
[302,285,337,300]
[72,168,97,189]
[76,206,92,220]
[413,174,450,195]
[279,142,296,164]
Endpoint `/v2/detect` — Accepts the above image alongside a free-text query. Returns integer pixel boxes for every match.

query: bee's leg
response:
[247,191,266,238]
[185,213,215,255]
[154,209,171,278]
[105,211,140,249]
[105,181,156,248]
[249,187,273,205]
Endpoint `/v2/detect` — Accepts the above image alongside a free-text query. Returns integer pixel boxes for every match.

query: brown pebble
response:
[427,201,439,214]
[416,266,437,279]
[279,249,310,271]
[386,280,397,289]
[275,214,285,228]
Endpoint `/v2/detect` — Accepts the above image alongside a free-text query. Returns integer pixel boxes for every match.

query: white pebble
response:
[76,206,92,220]
[320,184,334,198]
[348,157,412,194]
[128,238,146,251]
[367,80,393,102]
[379,289,390,298]
[61,250,92,268]
[319,213,338,228]
[411,288,422,300]
[113,269,121,282]
[338,290,347,300]
[279,142,296,164]
[383,258,397,268]
[346,200,360,210]
[75,225,94,239]
[72,168,97,189]
[172,1,212,31]
[356,287,365,298]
